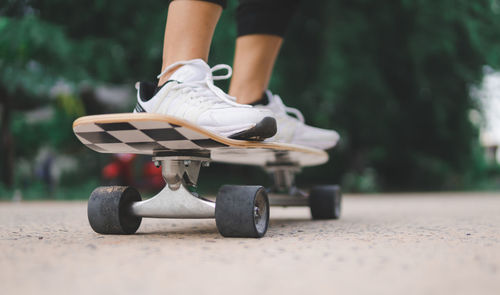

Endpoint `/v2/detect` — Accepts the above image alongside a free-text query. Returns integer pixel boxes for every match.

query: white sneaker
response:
[134,59,276,140]
[254,90,340,149]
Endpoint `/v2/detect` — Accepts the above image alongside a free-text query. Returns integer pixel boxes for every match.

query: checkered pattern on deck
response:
[73,120,228,155]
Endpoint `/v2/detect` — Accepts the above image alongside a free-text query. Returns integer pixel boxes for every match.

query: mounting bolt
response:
[202,161,210,167]
[183,160,191,167]
[254,207,261,218]
[154,161,161,168]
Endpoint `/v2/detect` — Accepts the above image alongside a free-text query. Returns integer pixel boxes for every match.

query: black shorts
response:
[171,0,301,37]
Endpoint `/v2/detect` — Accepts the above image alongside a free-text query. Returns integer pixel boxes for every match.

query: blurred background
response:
[1,0,500,200]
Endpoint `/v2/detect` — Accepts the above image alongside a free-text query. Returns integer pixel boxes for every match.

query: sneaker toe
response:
[293,125,340,150]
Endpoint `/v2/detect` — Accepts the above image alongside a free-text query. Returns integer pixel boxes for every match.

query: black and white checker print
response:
[74,120,228,155]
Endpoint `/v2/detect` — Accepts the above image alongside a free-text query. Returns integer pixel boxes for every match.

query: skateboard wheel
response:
[309,185,342,220]
[87,186,142,234]
[215,185,269,238]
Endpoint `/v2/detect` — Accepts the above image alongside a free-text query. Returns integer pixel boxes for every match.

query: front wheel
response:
[87,186,142,234]
[215,185,269,238]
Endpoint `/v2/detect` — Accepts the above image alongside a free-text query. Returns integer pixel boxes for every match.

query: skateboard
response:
[73,113,341,238]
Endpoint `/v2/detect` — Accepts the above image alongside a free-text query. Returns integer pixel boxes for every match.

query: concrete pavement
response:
[1,193,499,295]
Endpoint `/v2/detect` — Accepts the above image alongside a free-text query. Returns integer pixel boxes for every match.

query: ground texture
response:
[1,193,499,295]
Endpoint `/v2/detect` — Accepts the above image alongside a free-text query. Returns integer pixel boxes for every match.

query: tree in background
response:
[2,0,500,192]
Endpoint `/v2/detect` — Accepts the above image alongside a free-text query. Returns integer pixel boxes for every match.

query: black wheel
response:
[309,185,342,220]
[87,186,142,234]
[215,185,269,238]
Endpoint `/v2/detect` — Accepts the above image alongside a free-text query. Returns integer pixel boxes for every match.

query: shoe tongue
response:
[169,59,210,83]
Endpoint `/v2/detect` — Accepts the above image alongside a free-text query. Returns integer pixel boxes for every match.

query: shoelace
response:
[272,93,305,123]
[156,60,250,108]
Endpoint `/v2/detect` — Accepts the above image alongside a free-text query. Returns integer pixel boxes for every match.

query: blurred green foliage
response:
[277,0,500,191]
[214,0,500,191]
[1,0,500,198]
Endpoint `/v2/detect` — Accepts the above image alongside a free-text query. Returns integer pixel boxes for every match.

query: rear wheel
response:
[309,185,342,220]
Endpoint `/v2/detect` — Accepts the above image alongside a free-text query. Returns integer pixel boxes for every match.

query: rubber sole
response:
[228,117,277,141]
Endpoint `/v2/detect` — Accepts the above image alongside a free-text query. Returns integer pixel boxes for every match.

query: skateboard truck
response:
[264,159,342,217]
[87,152,270,238]
[265,152,309,206]
[130,156,215,218]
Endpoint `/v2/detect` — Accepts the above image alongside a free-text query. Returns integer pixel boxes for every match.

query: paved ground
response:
[1,193,499,295]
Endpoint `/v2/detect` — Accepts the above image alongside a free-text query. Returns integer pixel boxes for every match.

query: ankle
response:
[229,86,266,104]
[250,92,269,106]
[158,65,182,87]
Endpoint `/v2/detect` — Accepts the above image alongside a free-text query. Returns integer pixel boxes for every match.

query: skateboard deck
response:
[73,113,328,167]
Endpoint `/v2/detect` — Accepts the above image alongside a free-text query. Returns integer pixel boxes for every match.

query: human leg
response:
[229,0,339,149]
[229,35,283,104]
[134,0,276,140]
[229,0,299,104]
[158,0,223,86]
